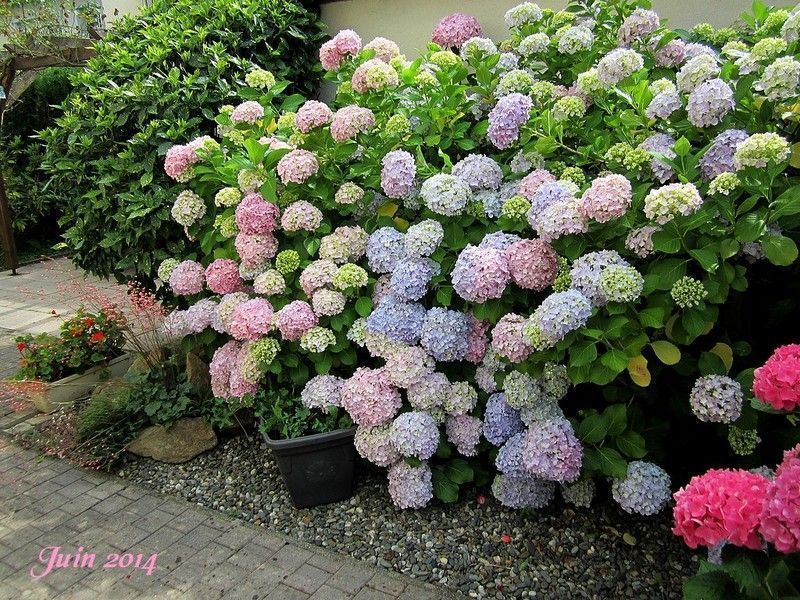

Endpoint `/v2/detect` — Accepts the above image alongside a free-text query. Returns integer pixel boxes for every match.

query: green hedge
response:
[40,0,325,280]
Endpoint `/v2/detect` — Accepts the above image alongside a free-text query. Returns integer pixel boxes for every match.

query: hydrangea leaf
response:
[762,234,798,266]
[651,340,681,365]
[627,355,651,387]
[710,343,734,373]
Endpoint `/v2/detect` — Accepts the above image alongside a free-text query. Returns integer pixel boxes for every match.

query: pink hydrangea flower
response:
[753,344,800,412]
[299,260,338,298]
[518,169,557,200]
[281,200,323,232]
[330,105,376,142]
[760,444,800,553]
[235,193,280,235]
[340,367,402,427]
[168,260,205,295]
[452,245,510,303]
[504,239,558,291]
[491,313,534,363]
[231,101,265,125]
[381,150,416,199]
[164,144,199,180]
[275,300,318,341]
[672,469,771,550]
[277,150,319,185]
[205,259,243,294]
[364,37,401,62]
[351,59,399,94]
[235,233,278,268]
[319,29,362,71]
[580,174,633,223]
[432,13,483,48]
[228,298,274,341]
[465,314,490,364]
[295,100,334,133]
[210,341,240,398]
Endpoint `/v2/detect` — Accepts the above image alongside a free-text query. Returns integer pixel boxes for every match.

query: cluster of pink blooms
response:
[491,313,533,363]
[579,174,632,223]
[209,341,257,400]
[340,367,402,427]
[228,298,274,341]
[296,100,334,133]
[381,150,417,199]
[168,260,205,295]
[235,233,278,268]
[330,105,376,142]
[164,144,200,180]
[753,344,800,412]
[231,101,265,125]
[277,150,319,185]
[274,300,318,341]
[319,29,362,71]
[760,445,800,553]
[205,259,242,294]
[281,200,323,232]
[431,12,483,48]
[505,239,558,291]
[235,193,280,234]
[299,260,338,297]
[364,37,401,62]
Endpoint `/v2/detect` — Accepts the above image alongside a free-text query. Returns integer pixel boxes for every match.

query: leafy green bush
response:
[40,0,325,280]
[0,68,75,235]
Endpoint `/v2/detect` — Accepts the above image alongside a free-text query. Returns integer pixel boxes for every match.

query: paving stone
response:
[306,551,347,574]
[353,588,394,600]
[309,584,354,600]
[269,543,313,573]
[366,572,407,596]
[284,563,331,595]
[326,562,374,595]
[263,582,311,600]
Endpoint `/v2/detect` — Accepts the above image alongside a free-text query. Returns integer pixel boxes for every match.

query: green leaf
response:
[600,349,628,374]
[436,287,453,307]
[698,351,727,376]
[651,229,681,254]
[592,447,628,478]
[762,234,798,266]
[735,213,767,243]
[432,469,459,503]
[576,412,609,444]
[673,136,692,157]
[638,307,665,328]
[689,248,718,273]
[445,459,474,485]
[355,297,373,318]
[604,404,627,436]
[616,431,647,458]
[683,571,735,600]
[569,342,597,368]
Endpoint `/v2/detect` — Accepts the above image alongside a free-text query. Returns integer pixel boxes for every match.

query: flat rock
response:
[127,417,217,463]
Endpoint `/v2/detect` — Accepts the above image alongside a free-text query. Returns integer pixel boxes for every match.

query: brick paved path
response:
[0,438,452,599]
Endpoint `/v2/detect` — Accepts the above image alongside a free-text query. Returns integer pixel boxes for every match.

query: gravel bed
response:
[117,434,697,599]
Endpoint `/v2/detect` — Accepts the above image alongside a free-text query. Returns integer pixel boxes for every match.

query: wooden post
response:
[0,61,19,274]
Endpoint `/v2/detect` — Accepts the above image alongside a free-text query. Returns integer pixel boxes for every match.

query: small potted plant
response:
[256,384,356,508]
[7,308,132,413]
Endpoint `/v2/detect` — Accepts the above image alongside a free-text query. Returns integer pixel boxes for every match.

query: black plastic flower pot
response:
[262,427,357,508]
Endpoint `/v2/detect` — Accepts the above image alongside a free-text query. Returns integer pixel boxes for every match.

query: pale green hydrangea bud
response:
[215,214,239,239]
[385,114,412,138]
[275,250,301,274]
[347,317,368,346]
[335,182,365,205]
[649,78,677,96]
[734,133,791,169]
[728,426,760,456]
[559,166,586,187]
[414,70,438,87]
[501,195,531,220]
[576,68,606,96]
[300,327,337,353]
[708,172,740,196]
[600,265,644,303]
[530,80,556,105]
[671,276,708,308]
[157,258,179,282]
[277,112,297,130]
[249,337,280,367]
[245,68,276,90]
[332,264,369,290]
[552,257,572,292]
[429,50,462,69]
[552,96,586,121]
[751,37,788,61]
[215,187,243,208]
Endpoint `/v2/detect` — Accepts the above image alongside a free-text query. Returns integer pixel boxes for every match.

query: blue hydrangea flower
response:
[495,432,528,477]
[421,174,473,216]
[700,129,749,180]
[491,474,554,509]
[483,392,525,446]
[528,289,592,347]
[420,307,470,362]
[389,411,440,460]
[389,258,439,301]
[570,250,629,306]
[367,227,406,274]
[521,417,582,483]
[366,298,427,345]
[611,461,671,516]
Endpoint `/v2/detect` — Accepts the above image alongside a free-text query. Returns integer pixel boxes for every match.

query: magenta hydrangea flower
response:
[330,105,376,142]
[164,144,200,180]
[522,417,582,483]
[445,414,482,456]
[275,300,318,341]
[228,298,274,341]
[389,411,440,460]
[299,260,338,298]
[432,13,482,48]
[504,239,558,291]
[231,101,265,125]
[235,193,280,235]
[381,150,417,199]
[452,245,510,303]
[277,150,319,185]
[580,174,632,222]
[168,260,205,295]
[235,233,278,268]
[654,38,686,67]
[488,93,532,149]
[205,259,243,294]
[281,200,323,232]
[760,444,800,553]
[319,29,362,71]
[341,367,402,427]
[388,461,433,509]
[295,100,334,133]
[491,313,533,363]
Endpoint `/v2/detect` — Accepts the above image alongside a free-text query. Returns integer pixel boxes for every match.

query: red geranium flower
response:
[90,332,106,343]
[84,318,94,327]
[17,342,26,352]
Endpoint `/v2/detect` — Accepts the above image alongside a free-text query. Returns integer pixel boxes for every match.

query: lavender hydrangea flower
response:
[527,289,593,348]
[404,219,444,257]
[492,474,555,509]
[445,414,482,456]
[355,424,400,467]
[419,308,470,362]
[646,92,682,119]
[687,78,734,127]
[689,375,743,423]
[483,393,525,446]
[611,461,671,516]
[366,298,426,345]
[381,150,417,198]
[421,174,473,216]
[300,375,343,411]
[570,250,629,306]
[451,154,503,190]
[617,8,659,46]
[533,199,589,242]
[451,245,510,303]
[625,225,659,258]
[526,181,575,224]
[389,411,440,460]
[522,417,582,483]
[700,129,749,180]
[367,227,406,274]
[184,299,217,333]
[388,461,433,509]
[488,93,532,149]
[389,258,439,301]
[495,432,528,477]
[639,133,676,183]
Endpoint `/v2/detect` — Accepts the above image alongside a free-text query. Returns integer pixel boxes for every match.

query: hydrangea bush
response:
[159,0,800,515]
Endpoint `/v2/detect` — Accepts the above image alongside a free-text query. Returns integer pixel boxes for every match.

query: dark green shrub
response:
[40,0,325,280]
[0,67,75,235]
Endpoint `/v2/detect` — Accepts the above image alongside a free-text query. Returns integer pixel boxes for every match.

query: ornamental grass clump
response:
[157,1,800,517]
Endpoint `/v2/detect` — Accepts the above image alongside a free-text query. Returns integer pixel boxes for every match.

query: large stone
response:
[127,417,217,463]
[185,353,210,394]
